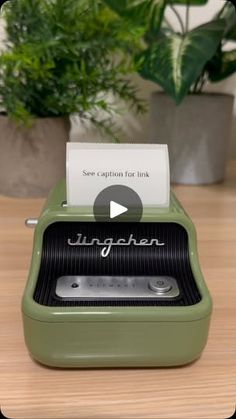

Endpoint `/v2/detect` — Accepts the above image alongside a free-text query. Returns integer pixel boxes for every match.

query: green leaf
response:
[208,49,236,82]
[216,2,236,39]
[139,19,225,103]
[103,0,166,34]
[103,0,129,15]
[149,1,166,35]
[170,0,208,4]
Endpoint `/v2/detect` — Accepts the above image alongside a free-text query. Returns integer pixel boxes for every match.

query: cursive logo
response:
[67,233,165,258]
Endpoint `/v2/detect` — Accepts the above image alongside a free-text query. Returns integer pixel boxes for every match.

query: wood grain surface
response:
[0,162,236,419]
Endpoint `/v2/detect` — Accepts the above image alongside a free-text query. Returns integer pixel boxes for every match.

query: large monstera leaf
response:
[139,19,225,103]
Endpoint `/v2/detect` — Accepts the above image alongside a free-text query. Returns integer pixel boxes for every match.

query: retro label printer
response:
[22,144,212,368]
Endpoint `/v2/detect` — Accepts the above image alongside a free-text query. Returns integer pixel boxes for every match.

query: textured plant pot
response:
[0,115,71,197]
[150,93,234,184]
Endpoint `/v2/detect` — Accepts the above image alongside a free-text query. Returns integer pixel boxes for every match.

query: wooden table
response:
[0,162,236,419]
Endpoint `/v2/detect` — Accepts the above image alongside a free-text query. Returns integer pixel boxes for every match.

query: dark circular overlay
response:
[93,185,143,223]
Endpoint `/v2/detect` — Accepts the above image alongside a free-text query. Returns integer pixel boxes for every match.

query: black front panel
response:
[34,222,201,306]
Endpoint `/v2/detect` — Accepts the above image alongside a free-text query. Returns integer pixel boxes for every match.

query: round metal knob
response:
[148,277,172,294]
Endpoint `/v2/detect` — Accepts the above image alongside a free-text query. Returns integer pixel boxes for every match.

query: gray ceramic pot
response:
[0,115,71,197]
[150,93,234,184]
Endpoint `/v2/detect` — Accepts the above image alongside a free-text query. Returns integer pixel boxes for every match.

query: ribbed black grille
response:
[34,222,201,306]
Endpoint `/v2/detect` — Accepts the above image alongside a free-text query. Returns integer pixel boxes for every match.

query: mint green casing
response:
[22,180,212,368]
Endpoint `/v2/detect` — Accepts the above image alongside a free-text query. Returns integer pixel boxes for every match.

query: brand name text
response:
[67,233,165,258]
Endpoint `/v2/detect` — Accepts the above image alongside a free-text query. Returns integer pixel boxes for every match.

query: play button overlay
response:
[93,185,143,222]
[110,201,128,219]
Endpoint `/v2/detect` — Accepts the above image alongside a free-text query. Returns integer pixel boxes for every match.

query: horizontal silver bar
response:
[55,276,180,300]
[25,218,38,228]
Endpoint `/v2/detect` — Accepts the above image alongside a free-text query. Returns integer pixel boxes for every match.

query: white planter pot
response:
[0,115,71,197]
[150,93,234,184]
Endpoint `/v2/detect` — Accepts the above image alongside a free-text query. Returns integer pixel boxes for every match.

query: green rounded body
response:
[22,180,212,368]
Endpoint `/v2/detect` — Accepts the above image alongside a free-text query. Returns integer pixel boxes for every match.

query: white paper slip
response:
[66,143,170,208]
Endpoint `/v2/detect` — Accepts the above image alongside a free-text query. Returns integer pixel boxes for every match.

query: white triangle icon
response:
[110,201,128,219]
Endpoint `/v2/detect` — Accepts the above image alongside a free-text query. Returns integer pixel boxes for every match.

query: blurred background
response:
[7,0,232,155]
[0,0,235,195]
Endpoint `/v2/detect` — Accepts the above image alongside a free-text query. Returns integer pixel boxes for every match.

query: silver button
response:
[148,277,172,294]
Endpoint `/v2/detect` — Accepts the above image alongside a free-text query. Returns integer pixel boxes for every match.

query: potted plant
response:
[104,0,236,184]
[0,0,143,197]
